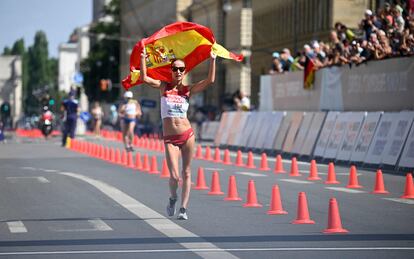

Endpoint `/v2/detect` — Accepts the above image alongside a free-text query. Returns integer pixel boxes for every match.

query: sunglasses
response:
[172,66,185,72]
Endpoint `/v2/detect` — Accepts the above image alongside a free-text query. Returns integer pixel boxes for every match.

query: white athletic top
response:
[125,100,138,115]
[160,84,190,119]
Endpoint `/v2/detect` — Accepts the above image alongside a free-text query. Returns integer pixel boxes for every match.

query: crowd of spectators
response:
[269,2,414,74]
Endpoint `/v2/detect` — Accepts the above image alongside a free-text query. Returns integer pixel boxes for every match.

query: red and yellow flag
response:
[304,56,315,90]
[122,22,243,89]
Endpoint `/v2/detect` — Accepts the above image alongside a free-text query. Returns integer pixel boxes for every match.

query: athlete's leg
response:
[180,134,195,209]
[128,121,136,147]
[165,143,180,199]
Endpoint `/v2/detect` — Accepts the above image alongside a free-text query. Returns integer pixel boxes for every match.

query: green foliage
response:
[2,47,11,55]
[81,0,120,103]
[3,32,58,115]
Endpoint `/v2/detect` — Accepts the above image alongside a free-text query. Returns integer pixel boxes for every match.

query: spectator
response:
[233,90,250,111]
[61,90,79,147]
[290,51,305,71]
[312,41,327,68]
[280,48,293,72]
[269,52,283,74]
[360,9,376,40]
[394,7,405,33]
[91,101,104,136]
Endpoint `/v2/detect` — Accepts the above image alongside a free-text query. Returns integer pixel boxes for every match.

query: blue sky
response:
[0,0,92,58]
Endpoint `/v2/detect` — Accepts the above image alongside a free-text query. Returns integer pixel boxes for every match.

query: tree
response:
[81,0,120,103]
[3,47,12,55]
[25,31,58,114]
[2,33,58,115]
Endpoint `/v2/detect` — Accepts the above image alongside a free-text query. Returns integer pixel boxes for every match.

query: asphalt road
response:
[0,135,413,258]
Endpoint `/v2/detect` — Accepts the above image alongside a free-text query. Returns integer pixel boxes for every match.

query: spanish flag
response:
[304,56,315,90]
[122,22,243,89]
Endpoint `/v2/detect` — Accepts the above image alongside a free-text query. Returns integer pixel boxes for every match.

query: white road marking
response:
[20,167,37,171]
[204,168,224,171]
[280,179,314,184]
[325,187,366,194]
[42,169,58,173]
[60,172,238,259]
[0,247,413,256]
[6,221,28,233]
[237,172,267,177]
[48,219,112,232]
[383,198,414,205]
[6,176,50,183]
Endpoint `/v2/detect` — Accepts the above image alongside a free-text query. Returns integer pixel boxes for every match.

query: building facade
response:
[0,56,22,127]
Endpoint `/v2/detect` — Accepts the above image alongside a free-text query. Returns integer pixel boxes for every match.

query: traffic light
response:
[48,98,55,106]
[0,102,11,117]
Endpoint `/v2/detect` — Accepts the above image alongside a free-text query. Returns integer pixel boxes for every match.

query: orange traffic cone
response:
[308,160,321,180]
[223,149,232,165]
[194,167,209,190]
[213,147,222,163]
[142,154,150,172]
[160,159,170,178]
[235,150,244,166]
[346,165,362,188]
[267,185,288,215]
[323,198,349,234]
[121,150,128,166]
[115,148,121,164]
[104,147,110,161]
[290,157,301,177]
[127,152,135,168]
[243,180,262,207]
[149,156,160,174]
[259,153,270,171]
[195,145,203,159]
[400,173,414,199]
[208,171,224,195]
[135,152,142,170]
[372,169,389,194]
[325,162,340,184]
[109,148,115,163]
[224,175,242,201]
[291,192,315,224]
[274,154,286,174]
[205,146,212,160]
[246,151,256,169]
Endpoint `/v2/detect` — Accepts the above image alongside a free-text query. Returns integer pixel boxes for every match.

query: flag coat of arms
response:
[122,22,243,89]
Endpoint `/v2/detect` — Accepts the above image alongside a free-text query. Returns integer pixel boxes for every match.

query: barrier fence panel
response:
[273,112,292,152]
[282,112,304,153]
[324,112,351,159]
[214,112,229,146]
[398,119,414,169]
[350,112,382,163]
[262,112,284,150]
[313,112,339,157]
[254,112,276,150]
[336,112,366,161]
[241,112,260,148]
[364,112,398,165]
[247,112,269,149]
[202,121,220,141]
[232,112,250,147]
[227,112,244,146]
[302,112,327,156]
[291,112,315,155]
[381,111,414,166]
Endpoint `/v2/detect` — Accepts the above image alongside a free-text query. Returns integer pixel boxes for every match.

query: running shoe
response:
[166,197,177,217]
[177,207,188,220]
